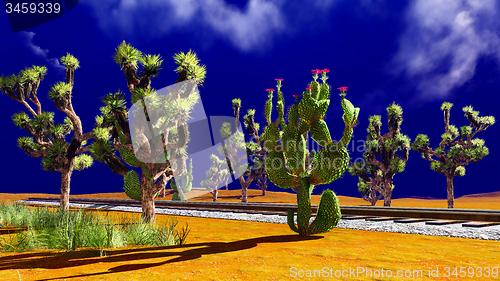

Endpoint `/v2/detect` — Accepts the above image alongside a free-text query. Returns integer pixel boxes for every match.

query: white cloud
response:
[21,32,64,71]
[83,0,336,52]
[394,0,500,98]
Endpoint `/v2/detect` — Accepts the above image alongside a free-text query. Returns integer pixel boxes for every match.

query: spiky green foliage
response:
[174,50,207,84]
[412,102,495,208]
[140,54,163,76]
[60,54,80,69]
[262,70,359,236]
[92,42,207,221]
[349,103,410,206]
[114,41,142,69]
[0,54,94,211]
[74,154,94,171]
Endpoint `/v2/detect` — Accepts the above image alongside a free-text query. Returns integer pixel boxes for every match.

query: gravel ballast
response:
[21,200,500,241]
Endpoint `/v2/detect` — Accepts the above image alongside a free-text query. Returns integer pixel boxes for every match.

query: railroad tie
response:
[365,217,402,222]
[425,220,466,225]
[393,218,432,223]
[462,221,500,228]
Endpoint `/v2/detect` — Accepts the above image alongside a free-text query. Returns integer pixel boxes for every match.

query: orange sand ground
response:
[0,191,499,280]
[0,211,499,281]
[1,189,499,209]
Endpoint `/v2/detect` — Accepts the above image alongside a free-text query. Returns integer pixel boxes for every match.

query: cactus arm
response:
[310,142,349,185]
[124,170,141,200]
[277,89,285,127]
[282,125,307,174]
[265,151,299,188]
[265,92,273,125]
[310,119,332,145]
[287,209,299,233]
[308,189,341,234]
[340,97,359,147]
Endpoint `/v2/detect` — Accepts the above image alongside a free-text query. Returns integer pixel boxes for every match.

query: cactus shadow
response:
[1,234,322,280]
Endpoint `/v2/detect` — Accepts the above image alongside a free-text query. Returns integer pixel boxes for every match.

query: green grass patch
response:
[0,204,189,255]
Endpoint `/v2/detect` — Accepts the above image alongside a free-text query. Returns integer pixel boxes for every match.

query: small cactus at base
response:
[263,70,359,236]
[349,103,410,206]
[412,102,495,208]
[124,170,141,201]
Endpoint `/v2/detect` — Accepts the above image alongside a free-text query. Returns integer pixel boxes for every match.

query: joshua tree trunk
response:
[446,174,454,208]
[239,176,252,203]
[369,193,377,206]
[241,184,248,203]
[60,169,73,211]
[141,175,156,223]
[383,182,392,207]
[211,190,218,202]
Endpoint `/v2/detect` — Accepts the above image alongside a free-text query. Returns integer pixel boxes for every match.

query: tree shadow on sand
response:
[0,234,322,280]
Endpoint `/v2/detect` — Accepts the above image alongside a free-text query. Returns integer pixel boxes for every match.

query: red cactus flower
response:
[274,78,284,82]
[322,68,331,74]
[311,69,321,75]
[265,88,275,93]
[305,85,313,91]
[337,86,348,92]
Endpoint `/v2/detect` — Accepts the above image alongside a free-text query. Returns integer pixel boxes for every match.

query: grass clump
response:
[0,204,189,255]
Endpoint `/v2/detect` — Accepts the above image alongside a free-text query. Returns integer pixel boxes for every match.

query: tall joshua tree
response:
[0,54,93,211]
[412,102,495,208]
[91,42,206,222]
[263,69,359,236]
[230,98,268,202]
[349,103,410,206]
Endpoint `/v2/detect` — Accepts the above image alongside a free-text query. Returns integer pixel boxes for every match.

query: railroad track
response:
[23,197,500,228]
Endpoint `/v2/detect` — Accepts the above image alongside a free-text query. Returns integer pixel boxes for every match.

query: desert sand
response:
[0,210,499,281]
[0,190,499,280]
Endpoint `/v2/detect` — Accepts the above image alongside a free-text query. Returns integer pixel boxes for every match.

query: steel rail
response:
[24,197,500,222]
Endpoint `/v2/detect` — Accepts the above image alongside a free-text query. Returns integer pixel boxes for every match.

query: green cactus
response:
[349,103,410,206]
[262,70,359,236]
[124,170,141,201]
[412,102,495,208]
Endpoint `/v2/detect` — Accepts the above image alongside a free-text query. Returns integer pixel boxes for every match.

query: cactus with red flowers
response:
[412,102,495,208]
[263,70,359,236]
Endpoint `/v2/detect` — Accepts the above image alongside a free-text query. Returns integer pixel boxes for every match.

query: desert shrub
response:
[0,204,189,254]
[0,204,31,227]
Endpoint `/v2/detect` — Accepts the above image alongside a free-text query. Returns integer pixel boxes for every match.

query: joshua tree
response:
[201,154,230,201]
[0,54,93,211]
[262,69,359,236]
[348,103,410,206]
[91,42,206,222]
[412,102,495,208]
[229,98,269,201]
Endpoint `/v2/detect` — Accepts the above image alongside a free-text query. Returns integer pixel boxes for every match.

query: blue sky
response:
[0,0,499,198]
